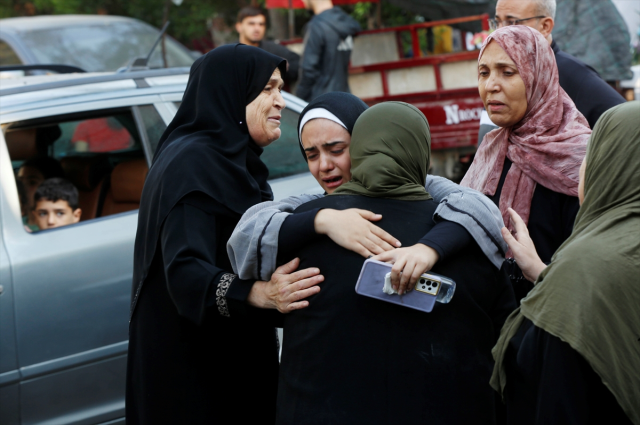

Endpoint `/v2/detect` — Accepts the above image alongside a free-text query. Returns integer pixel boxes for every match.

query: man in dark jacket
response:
[296,0,361,101]
[236,7,300,86]
[478,0,625,143]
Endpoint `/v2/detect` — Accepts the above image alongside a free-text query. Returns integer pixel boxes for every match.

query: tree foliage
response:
[0,0,422,47]
[0,0,245,45]
[348,1,424,29]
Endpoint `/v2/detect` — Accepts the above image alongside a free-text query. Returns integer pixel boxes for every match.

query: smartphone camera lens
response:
[419,279,425,284]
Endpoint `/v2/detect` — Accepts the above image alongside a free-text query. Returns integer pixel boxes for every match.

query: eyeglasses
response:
[488,16,546,31]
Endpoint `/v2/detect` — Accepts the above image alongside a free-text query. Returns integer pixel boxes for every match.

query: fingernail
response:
[395,242,402,247]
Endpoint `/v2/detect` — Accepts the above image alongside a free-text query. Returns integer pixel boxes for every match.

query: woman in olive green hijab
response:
[494,101,640,424]
[275,102,516,424]
[331,101,433,201]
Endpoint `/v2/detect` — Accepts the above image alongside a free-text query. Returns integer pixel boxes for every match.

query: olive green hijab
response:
[491,101,640,424]
[331,102,432,201]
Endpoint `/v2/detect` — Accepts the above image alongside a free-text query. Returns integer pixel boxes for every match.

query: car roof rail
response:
[0,64,87,74]
[0,66,190,97]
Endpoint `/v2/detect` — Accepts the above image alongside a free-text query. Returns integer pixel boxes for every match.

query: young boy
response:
[17,155,65,228]
[33,178,82,230]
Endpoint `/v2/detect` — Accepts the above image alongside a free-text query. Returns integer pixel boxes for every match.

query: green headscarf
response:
[491,101,640,424]
[331,102,432,201]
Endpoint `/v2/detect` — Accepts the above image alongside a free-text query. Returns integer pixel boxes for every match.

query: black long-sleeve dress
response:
[489,158,580,301]
[502,321,632,425]
[275,195,516,425]
[126,193,280,424]
[126,44,287,424]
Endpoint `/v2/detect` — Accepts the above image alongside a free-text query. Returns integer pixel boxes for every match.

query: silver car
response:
[0,68,320,424]
[0,15,197,72]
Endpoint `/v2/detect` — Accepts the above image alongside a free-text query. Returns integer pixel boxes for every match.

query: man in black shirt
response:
[236,7,300,87]
[478,0,625,143]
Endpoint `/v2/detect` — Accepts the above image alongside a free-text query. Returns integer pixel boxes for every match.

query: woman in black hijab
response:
[126,44,322,424]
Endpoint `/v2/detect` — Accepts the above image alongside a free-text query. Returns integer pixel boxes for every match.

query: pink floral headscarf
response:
[461,26,590,233]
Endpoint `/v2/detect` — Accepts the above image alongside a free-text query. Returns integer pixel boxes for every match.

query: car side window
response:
[53,113,141,156]
[261,107,309,179]
[0,40,22,66]
[136,105,167,155]
[6,106,166,234]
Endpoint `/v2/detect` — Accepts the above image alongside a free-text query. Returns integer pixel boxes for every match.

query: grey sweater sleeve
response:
[426,175,507,269]
[227,193,323,281]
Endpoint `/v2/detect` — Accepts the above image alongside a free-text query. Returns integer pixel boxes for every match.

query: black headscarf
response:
[297,92,369,161]
[131,44,286,315]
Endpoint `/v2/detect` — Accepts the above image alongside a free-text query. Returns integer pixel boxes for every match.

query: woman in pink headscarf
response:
[461,25,590,302]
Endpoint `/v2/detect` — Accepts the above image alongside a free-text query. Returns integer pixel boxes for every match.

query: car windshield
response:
[18,21,195,72]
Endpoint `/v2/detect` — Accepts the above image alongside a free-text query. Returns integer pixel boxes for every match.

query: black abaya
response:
[127,193,279,424]
[489,158,579,301]
[131,45,285,321]
[127,45,286,424]
[503,321,632,425]
[275,195,516,425]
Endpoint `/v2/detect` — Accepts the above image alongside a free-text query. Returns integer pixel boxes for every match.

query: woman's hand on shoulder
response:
[314,209,401,258]
[372,244,440,295]
[501,208,547,283]
[248,258,323,313]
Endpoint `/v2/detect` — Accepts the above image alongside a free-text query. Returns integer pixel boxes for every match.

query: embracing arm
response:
[426,175,507,268]
[228,193,403,280]
[276,208,402,263]
[227,193,322,281]
[374,175,507,294]
[162,195,322,324]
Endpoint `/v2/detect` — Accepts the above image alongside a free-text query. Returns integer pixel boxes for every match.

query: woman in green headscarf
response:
[274,102,516,424]
[493,101,640,424]
[331,102,434,201]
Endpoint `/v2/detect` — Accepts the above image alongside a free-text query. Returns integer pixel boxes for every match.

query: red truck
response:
[282,14,489,181]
